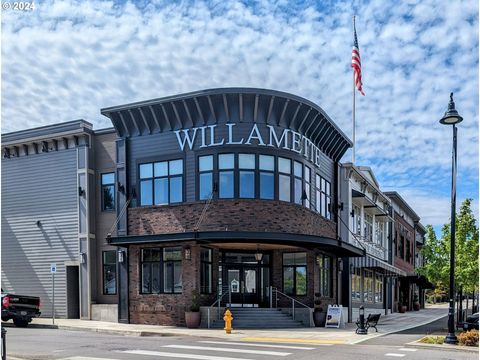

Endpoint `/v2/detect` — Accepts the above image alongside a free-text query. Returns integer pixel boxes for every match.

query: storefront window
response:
[200,248,213,294]
[283,252,307,296]
[140,247,182,294]
[278,157,291,202]
[101,173,115,211]
[375,273,383,303]
[259,155,274,199]
[364,269,373,303]
[139,159,183,206]
[239,154,255,198]
[317,255,331,297]
[351,267,361,301]
[199,155,213,200]
[103,251,116,295]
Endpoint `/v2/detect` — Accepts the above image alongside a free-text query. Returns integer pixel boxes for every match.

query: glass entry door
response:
[227,265,259,306]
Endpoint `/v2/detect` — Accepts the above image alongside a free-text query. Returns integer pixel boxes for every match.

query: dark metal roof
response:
[101,88,352,162]
[108,230,365,257]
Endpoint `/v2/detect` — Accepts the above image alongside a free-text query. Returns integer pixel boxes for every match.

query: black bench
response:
[355,313,381,333]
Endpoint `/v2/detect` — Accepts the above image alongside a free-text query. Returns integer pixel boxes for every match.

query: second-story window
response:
[101,173,115,211]
[199,155,213,200]
[352,204,362,236]
[239,154,255,198]
[139,159,183,206]
[376,221,385,247]
[219,153,234,198]
[304,166,311,208]
[315,174,321,213]
[293,161,303,205]
[364,213,373,241]
[278,157,291,202]
[259,155,274,199]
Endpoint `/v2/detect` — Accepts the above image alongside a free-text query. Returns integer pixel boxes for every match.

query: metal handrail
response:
[270,287,313,326]
[207,286,231,329]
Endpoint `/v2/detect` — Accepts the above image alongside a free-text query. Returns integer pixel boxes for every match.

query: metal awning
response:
[405,275,435,289]
[352,255,407,277]
[352,190,376,207]
[108,230,365,257]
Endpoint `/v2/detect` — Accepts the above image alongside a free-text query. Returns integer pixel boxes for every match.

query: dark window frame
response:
[140,247,183,295]
[200,248,213,294]
[138,159,184,206]
[282,252,307,296]
[198,154,215,201]
[317,254,332,298]
[102,250,117,295]
[101,172,115,211]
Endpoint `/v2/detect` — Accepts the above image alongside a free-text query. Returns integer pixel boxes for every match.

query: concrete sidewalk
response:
[4,303,449,345]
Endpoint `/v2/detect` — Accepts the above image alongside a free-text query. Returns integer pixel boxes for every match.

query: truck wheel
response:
[13,318,28,327]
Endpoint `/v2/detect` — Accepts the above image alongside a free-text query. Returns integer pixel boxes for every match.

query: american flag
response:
[351,18,365,96]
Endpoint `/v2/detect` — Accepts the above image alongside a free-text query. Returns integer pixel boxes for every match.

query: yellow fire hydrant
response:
[223,308,233,334]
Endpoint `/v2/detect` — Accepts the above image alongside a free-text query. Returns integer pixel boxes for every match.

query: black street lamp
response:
[439,92,463,345]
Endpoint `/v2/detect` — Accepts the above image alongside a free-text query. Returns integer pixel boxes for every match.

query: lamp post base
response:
[444,333,458,344]
[357,329,368,335]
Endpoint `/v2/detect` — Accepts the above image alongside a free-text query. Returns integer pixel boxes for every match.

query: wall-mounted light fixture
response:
[36,220,42,227]
[338,258,344,272]
[184,246,191,260]
[118,182,125,194]
[118,250,125,263]
[79,252,86,264]
[3,148,10,159]
[130,187,137,199]
[254,246,263,262]
[78,186,85,196]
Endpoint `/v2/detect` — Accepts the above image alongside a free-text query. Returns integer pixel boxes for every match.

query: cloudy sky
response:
[2,0,478,233]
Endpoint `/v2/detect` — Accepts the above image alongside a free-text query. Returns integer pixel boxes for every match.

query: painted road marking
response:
[121,350,254,360]
[241,337,340,345]
[385,354,406,357]
[61,357,120,360]
[163,344,291,356]
[399,348,417,352]
[200,340,315,350]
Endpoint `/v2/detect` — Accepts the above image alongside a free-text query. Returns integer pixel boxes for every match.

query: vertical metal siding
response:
[1,150,78,318]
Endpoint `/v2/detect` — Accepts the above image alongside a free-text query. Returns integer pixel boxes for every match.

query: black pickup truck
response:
[1,291,41,327]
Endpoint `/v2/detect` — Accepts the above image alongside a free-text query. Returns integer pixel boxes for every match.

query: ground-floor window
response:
[317,254,332,297]
[200,248,213,294]
[352,268,384,304]
[351,267,361,301]
[375,273,383,303]
[103,251,117,295]
[283,252,307,296]
[141,247,182,294]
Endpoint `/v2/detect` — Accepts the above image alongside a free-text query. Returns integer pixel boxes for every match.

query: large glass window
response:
[199,155,213,200]
[283,252,307,296]
[163,247,182,293]
[259,155,274,199]
[315,174,321,213]
[364,213,373,241]
[375,273,383,303]
[364,269,373,303]
[278,157,291,202]
[317,255,331,297]
[103,251,116,295]
[141,247,182,294]
[101,173,115,211]
[219,153,234,198]
[351,267,361,301]
[200,248,213,294]
[293,161,303,205]
[352,204,362,235]
[304,166,311,209]
[239,154,255,198]
[139,159,183,206]
[375,220,385,247]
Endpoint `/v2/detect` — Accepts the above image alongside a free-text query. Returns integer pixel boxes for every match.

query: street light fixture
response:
[439,92,463,345]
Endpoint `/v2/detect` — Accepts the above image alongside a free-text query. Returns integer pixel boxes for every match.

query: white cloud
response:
[1,0,478,227]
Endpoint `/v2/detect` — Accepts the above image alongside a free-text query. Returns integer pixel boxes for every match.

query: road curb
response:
[348,313,448,345]
[2,322,58,330]
[405,340,479,353]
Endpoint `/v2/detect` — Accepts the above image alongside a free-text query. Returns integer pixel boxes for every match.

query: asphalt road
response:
[4,321,478,360]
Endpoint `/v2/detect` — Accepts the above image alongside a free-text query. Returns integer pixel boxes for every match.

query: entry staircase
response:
[207,286,311,329]
[209,307,304,328]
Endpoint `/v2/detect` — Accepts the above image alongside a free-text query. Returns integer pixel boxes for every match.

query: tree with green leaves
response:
[418,198,479,305]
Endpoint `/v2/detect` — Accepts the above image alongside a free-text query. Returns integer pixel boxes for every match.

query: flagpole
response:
[352,15,356,164]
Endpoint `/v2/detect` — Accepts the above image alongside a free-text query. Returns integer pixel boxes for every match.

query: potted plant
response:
[185,289,201,328]
[413,294,420,311]
[313,293,327,327]
[398,294,407,313]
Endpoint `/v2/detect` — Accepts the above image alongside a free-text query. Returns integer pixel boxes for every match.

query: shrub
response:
[458,329,479,347]
[419,336,445,344]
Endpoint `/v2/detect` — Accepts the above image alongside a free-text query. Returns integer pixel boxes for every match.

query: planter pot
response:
[413,303,420,311]
[185,311,201,328]
[399,305,407,313]
[313,310,327,327]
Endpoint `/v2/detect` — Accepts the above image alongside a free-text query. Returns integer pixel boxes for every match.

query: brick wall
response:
[128,199,337,239]
[393,212,415,274]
